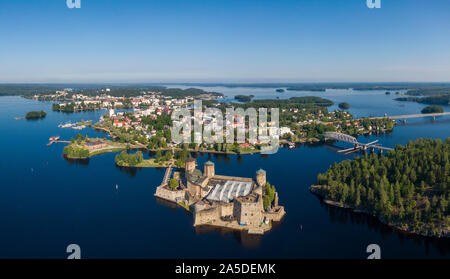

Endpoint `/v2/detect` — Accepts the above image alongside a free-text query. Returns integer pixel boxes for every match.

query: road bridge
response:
[324,132,394,154]
[368,112,450,120]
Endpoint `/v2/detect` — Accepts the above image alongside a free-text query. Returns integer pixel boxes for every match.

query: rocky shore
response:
[309,185,449,238]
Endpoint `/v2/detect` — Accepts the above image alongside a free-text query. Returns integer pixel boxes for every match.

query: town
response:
[36,88,397,163]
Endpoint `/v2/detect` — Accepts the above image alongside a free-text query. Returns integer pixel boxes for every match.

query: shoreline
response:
[309,185,449,239]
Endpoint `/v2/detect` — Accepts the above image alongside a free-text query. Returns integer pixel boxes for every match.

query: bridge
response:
[368,112,450,120]
[324,132,394,154]
[161,165,173,186]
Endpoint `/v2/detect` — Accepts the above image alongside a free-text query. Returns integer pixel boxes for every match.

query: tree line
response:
[315,138,449,236]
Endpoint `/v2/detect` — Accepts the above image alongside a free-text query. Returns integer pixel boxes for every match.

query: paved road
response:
[369,112,450,120]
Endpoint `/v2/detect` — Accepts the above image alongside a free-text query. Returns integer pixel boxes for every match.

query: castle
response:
[154,158,285,234]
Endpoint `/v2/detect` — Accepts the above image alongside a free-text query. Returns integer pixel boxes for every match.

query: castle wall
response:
[194,207,220,226]
[154,186,186,203]
[220,202,234,217]
[262,206,285,222]
[187,180,202,198]
[233,197,263,226]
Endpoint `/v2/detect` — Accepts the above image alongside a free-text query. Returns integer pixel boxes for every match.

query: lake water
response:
[0,90,449,259]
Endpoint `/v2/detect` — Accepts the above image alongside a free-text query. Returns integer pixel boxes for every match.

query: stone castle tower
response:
[256,169,266,187]
[204,161,215,177]
[185,158,196,173]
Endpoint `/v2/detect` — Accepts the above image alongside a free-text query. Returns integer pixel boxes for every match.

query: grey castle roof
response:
[256,169,266,175]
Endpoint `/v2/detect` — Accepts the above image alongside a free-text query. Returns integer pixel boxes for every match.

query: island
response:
[234,94,254,102]
[338,102,350,110]
[421,105,444,114]
[395,95,450,106]
[394,88,450,106]
[154,158,285,234]
[310,138,450,238]
[25,110,46,120]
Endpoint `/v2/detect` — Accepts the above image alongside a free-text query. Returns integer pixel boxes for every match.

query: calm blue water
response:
[0,94,449,259]
[165,84,450,118]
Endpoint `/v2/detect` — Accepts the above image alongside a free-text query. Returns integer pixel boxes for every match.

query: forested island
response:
[338,102,350,109]
[405,88,450,96]
[234,94,254,102]
[222,96,334,109]
[25,110,46,119]
[311,138,450,238]
[395,95,450,106]
[394,88,450,106]
[422,105,444,114]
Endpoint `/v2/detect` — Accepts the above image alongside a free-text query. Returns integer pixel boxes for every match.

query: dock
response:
[47,136,70,146]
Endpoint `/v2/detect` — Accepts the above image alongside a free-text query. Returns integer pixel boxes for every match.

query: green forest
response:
[25,110,46,119]
[421,105,444,114]
[234,95,254,102]
[63,145,90,159]
[314,138,449,237]
[115,151,144,166]
[338,102,350,109]
[395,95,450,106]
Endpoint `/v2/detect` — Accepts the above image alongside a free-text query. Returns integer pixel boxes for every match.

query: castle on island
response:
[154,158,285,234]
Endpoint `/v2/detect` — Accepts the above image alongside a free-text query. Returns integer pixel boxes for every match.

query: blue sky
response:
[0,0,449,83]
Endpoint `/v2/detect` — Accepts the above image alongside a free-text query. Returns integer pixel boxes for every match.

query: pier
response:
[47,136,70,146]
